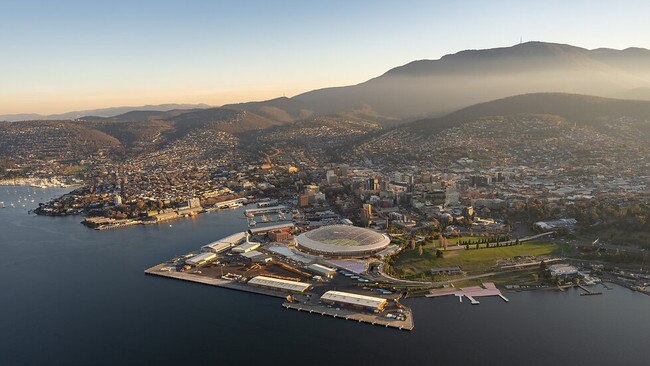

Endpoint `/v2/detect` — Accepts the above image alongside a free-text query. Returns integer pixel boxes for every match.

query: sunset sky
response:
[2,0,649,115]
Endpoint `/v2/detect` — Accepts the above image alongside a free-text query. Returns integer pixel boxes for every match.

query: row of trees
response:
[465,237,521,250]
[458,235,512,245]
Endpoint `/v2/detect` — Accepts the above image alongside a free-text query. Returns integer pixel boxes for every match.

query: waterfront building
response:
[320,290,387,313]
[233,242,261,253]
[185,252,217,266]
[247,276,311,293]
[305,263,337,277]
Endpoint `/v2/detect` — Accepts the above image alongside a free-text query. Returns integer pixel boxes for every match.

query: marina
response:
[244,205,287,216]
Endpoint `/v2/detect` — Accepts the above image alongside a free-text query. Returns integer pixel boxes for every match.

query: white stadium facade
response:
[295,225,391,257]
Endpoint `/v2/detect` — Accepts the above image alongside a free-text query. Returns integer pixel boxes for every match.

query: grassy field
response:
[392,240,568,280]
[323,239,358,246]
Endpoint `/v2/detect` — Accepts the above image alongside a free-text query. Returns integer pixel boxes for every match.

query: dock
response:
[426,282,509,304]
[578,284,603,296]
[145,262,416,331]
[282,302,414,331]
[144,263,287,298]
[245,205,286,216]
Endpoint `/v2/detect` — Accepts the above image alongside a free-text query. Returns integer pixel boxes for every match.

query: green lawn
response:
[323,239,358,246]
[392,240,568,280]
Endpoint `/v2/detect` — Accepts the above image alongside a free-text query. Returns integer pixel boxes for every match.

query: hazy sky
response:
[2,0,650,114]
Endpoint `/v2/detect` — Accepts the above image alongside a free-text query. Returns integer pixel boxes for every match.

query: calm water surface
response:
[1,187,649,366]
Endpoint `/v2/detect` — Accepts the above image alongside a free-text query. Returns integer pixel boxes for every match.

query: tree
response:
[438,233,448,250]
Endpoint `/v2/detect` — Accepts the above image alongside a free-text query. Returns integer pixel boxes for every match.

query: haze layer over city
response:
[1,1,649,366]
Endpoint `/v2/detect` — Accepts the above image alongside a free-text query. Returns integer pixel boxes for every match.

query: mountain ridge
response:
[0,103,213,122]
[293,41,650,119]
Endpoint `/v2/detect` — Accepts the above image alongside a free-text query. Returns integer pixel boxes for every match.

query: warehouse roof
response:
[247,276,311,293]
[320,290,387,309]
[306,263,336,275]
[240,250,264,259]
[186,252,217,265]
[249,223,294,235]
[202,232,247,252]
[233,242,261,252]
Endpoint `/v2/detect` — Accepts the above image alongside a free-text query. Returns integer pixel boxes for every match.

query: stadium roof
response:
[296,225,390,256]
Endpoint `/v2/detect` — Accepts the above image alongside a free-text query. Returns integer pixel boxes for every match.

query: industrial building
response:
[233,242,261,253]
[185,252,217,266]
[201,231,247,253]
[247,275,312,293]
[248,223,295,236]
[240,250,272,263]
[320,290,387,313]
[295,225,391,257]
[305,263,337,277]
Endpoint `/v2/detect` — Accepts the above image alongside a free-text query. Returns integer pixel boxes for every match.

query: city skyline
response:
[2,0,650,114]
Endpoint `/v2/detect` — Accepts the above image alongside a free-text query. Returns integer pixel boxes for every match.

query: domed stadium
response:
[295,225,391,257]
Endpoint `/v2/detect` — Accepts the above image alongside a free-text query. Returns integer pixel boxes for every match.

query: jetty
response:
[578,284,603,296]
[245,205,286,216]
[282,302,414,331]
[144,263,287,299]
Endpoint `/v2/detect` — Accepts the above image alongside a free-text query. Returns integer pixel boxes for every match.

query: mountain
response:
[610,87,650,101]
[407,92,650,134]
[0,103,212,122]
[293,42,650,119]
[353,93,650,167]
[164,108,284,136]
[0,120,122,160]
[5,42,650,126]
[222,97,314,123]
[0,106,292,161]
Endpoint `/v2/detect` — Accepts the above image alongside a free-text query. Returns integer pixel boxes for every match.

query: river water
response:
[1,187,649,366]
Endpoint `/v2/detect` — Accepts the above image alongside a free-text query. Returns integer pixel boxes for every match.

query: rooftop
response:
[248,275,311,292]
[320,290,387,309]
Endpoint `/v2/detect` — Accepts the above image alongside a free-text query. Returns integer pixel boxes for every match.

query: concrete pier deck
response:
[146,263,415,330]
[144,263,287,298]
[426,282,509,304]
[282,302,414,331]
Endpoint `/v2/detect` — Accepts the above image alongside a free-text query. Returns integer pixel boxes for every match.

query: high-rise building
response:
[326,170,338,184]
